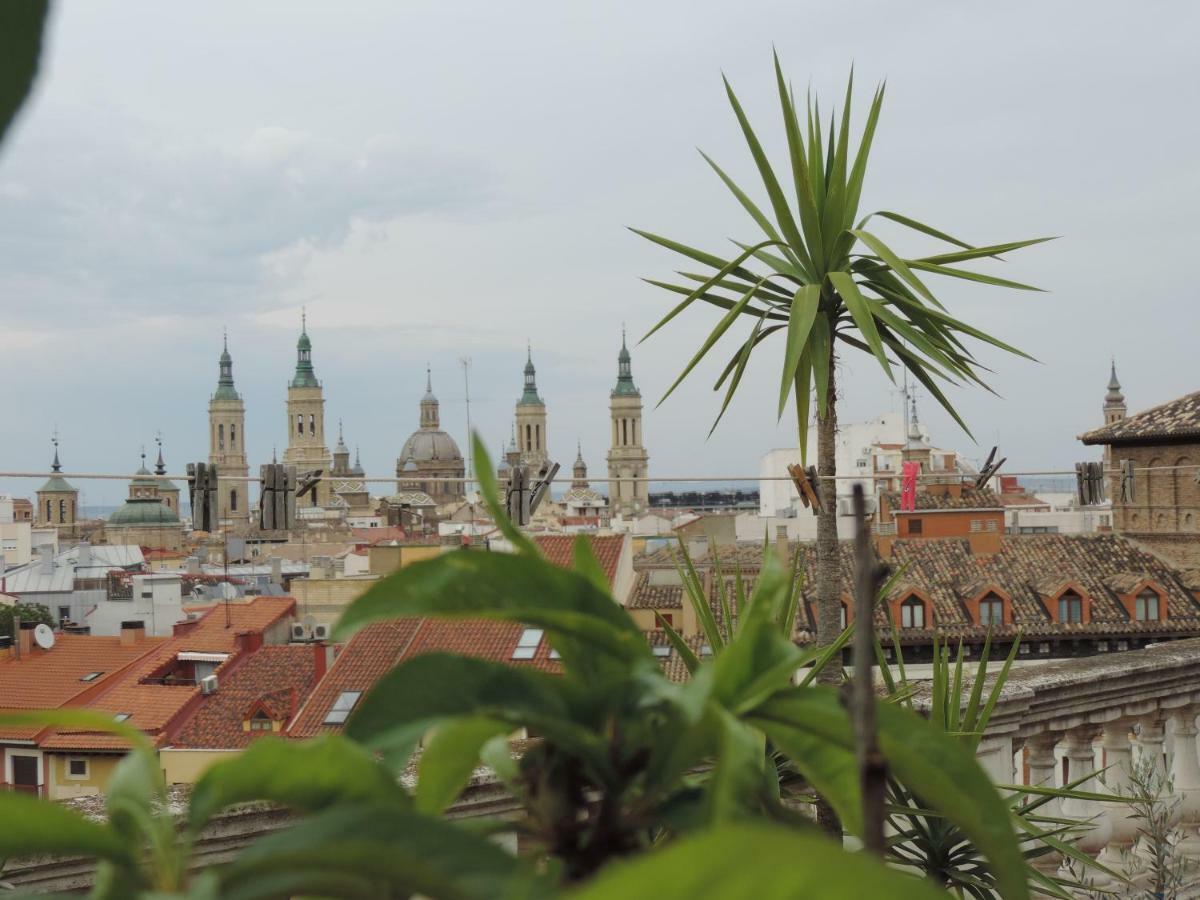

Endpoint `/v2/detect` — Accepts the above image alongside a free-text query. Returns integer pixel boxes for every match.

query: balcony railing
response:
[972,637,1200,878]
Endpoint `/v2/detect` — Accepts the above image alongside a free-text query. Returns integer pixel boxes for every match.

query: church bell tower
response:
[208,333,250,525]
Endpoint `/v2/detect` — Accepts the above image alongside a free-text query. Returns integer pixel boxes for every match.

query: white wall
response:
[84,574,184,637]
[0,522,32,569]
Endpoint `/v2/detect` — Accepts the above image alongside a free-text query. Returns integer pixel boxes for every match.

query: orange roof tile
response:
[36,597,296,751]
[534,534,626,587]
[171,646,318,749]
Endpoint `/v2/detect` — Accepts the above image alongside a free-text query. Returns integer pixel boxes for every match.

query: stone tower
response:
[36,437,78,528]
[1102,360,1127,496]
[606,330,650,516]
[208,333,250,524]
[572,442,589,489]
[154,436,181,516]
[515,346,549,468]
[283,312,333,508]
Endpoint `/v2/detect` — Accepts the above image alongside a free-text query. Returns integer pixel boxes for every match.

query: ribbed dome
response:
[399,429,463,465]
[108,499,180,527]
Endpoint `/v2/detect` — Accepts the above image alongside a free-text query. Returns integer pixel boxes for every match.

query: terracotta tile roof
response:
[0,635,167,740]
[628,573,685,610]
[36,597,297,751]
[637,535,1200,643]
[288,619,422,738]
[882,487,1002,511]
[1081,391,1200,445]
[171,646,318,749]
[887,533,1199,631]
[534,534,626,587]
[288,615,565,737]
[645,629,708,683]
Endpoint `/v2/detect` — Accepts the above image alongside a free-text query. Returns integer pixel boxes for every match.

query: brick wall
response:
[1110,442,1200,537]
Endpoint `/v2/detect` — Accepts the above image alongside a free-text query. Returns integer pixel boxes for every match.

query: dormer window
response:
[979,593,1004,627]
[1135,589,1160,622]
[248,711,273,732]
[900,596,926,629]
[512,628,543,660]
[1058,592,1083,624]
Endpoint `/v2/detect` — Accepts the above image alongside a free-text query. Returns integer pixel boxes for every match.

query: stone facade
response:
[606,334,649,516]
[1081,374,1200,568]
[35,441,78,530]
[283,319,332,509]
[208,336,250,525]
[515,349,549,469]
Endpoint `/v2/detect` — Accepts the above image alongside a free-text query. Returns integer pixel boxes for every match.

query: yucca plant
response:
[878,633,1121,898]
[635,53,1050,685]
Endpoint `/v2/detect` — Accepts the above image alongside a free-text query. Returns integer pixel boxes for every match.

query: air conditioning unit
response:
[200,675,218,695]
[291,623,310,642]
[313,623,330,641]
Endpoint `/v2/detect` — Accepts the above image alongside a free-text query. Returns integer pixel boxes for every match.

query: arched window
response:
[623,419,628,446]
[46,500,52,521]
[900,596,925,629]
[218,424,225,450]
[979,593,1004,627]
[1135,589,1159,622]
[58,499,66,523]
[297,415,304,436]
[525,424,532,450]
[839,603,848,630]
[230,489,238,513]
[1058,592,1083,624]
[535,424,541,451]
[230,424,237,449]
[309,414,316,436]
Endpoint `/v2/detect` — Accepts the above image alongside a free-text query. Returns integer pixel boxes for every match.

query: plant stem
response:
[851,483,887,856]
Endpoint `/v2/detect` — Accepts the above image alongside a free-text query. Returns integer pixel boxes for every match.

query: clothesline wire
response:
[0,463,1193,485]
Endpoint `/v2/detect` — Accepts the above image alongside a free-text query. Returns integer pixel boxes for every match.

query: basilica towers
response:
[607,331,649,516]
[283,314,332,507]
[515,348,549,468]
[208,334,250,524]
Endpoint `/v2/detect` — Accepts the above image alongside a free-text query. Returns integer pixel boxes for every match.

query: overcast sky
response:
[2,1,1198,505]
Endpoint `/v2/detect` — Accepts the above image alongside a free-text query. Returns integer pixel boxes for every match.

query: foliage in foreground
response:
[0,439,1034,898]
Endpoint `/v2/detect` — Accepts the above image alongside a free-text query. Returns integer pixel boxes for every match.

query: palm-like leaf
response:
[637,52,1051,458]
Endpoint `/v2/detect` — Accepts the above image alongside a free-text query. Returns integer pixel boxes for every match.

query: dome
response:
[108,498,181,527]
[399,429,463,465]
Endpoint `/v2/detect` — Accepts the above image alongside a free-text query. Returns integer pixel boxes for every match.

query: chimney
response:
[173,618,200,638]
[17,621,36,658]
[774,525,790,569]
[313,641,333,681]
[77,541,92,569]
[269,556,283,585]
[119,620,146,646]
[235,630,263,653]
[37,544,54,575]
[185,556,201,575]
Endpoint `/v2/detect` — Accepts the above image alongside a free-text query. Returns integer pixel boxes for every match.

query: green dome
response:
[108,499,180,527]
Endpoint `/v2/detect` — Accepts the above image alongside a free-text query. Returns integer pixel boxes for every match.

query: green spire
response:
[518,343,543,406]
[612,326,639,396]
[291,308,319,388]
[38,434,76,494]
[214,329,241,401]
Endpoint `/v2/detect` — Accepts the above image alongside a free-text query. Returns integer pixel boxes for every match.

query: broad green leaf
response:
[187,734,407,834]
[777,284,821,417]
[220,804,550,900]
[705,707,766,822]
[674,537,725,652]
[828,271,892,378]
[344,653,609,775]
[571,532,610,596]
[750,688,1031,900]
[334,548,647,672]
[759,721,862,837]
[568,823,950,900]
[0,0,48,148]
[0,790,132,864]
[417,717,511,815]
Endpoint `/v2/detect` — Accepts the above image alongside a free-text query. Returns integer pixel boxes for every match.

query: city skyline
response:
[2,2,1198,503]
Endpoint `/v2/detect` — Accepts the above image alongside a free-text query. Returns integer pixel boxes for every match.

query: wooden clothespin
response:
[974,446,1007,490]
[1120,459,1136,504]
[296,469,323,503]
[787,463,822,513]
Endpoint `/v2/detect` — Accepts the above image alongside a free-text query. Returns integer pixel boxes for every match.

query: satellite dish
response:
[33,623,55,650]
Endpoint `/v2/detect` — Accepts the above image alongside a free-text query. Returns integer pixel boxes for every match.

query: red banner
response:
[901,462,920,512]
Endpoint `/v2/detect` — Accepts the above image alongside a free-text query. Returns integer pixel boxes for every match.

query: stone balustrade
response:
[974,636,1200,889]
